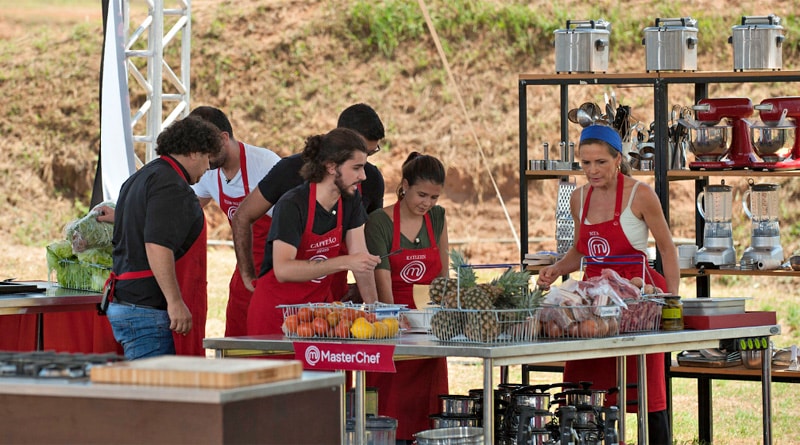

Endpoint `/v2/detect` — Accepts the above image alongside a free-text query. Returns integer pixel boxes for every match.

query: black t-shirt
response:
[259,182,368,277]
[257,153,385,214]
[112,156,205,309]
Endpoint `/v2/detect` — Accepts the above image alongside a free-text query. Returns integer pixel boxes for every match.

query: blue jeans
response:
[107,302,175,360]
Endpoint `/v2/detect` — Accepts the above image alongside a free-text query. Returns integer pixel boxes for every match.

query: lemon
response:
[373,321,389,339]
[350,319,375,339]
[382,317,400,337]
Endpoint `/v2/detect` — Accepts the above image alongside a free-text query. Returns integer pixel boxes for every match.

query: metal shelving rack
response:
[518,70,800,445]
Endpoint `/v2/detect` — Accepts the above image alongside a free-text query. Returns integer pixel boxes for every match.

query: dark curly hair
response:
[397,152,445,200]
[155,116,223,157]
[299,128,368,182]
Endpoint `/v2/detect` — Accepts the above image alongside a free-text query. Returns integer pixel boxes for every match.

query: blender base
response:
[696,247,737,267]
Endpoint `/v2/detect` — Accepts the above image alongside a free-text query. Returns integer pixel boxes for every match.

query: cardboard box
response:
[683,311,777,330]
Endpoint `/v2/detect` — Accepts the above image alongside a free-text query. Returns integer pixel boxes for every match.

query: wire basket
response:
[428,307,540,343]
[620,297,665,333]
[49,259,110,292]
[537,304,621,339]
[429,263,538,343]
[277,302,406,340]
[580,254,664,333]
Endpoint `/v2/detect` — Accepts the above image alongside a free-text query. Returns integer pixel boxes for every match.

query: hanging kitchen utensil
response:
[568,108,580,124]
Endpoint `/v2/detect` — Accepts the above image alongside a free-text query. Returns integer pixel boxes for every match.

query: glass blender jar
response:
[696,183,737,266]
[740,181,784,268]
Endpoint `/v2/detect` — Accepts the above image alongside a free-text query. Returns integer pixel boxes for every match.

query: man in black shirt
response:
[104,117,223,360]
[232,103,386,293]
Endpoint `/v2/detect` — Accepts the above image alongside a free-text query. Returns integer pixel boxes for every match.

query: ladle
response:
[576,108,594,128]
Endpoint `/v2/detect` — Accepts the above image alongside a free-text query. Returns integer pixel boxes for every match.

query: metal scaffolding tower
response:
[123,0,191,164]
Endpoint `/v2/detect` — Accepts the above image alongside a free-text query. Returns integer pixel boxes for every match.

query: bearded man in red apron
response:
[537,125,680,445]
[232,104,386,302]
[189,107,281,336]
[101,116,223,360]
[247,128,380,335]
[364,153,450,441]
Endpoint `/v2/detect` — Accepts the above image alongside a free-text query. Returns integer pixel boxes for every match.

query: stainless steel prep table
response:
[205,324,780,445]
[0,281,102,350]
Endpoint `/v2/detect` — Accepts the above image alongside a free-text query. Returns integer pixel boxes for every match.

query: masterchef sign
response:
[293,342,396,372]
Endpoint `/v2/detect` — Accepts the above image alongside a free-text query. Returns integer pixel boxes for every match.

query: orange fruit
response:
[326,311,340,327]
[297,307,314,322]
[282,314,299,334]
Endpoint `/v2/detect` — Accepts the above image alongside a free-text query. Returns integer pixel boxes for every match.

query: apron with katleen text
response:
[366,203,449,440]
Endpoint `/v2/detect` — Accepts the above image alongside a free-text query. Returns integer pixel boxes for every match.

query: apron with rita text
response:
[566,172,667,413]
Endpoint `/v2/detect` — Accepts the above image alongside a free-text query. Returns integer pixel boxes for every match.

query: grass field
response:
[205,245,799,445]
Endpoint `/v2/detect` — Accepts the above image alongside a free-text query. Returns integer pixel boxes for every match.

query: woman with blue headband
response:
[537,124,679,444]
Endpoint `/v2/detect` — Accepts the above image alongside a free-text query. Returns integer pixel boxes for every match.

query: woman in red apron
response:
[537,125,679,445]
[365,153,449,442]
[247,128,380,336]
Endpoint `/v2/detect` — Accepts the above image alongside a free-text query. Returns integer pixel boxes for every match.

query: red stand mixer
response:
[751,97,800,171]
[689,97,759,170]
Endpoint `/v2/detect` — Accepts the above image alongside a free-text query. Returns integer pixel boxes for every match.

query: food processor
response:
[695,183,737,267]
[751,97,800,170]
[740,180,784,268]
[689,97,758,170]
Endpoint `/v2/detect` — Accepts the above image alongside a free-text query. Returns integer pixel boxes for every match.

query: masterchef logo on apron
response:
[400,259,427,283]
[587,233,611,257]
[308,254,330,283]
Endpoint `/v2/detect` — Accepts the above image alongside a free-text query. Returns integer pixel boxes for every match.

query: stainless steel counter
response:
[204,325,781,445]
[0,281,102,350]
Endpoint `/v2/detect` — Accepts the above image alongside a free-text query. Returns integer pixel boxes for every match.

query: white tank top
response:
[580,182,649,253]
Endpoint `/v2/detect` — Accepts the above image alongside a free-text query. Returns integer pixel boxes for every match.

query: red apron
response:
[566,172,667,413]
[247,183,342,335]
[366,203,449,440]
[218,142,272,336]
[104,156,208,356]
[328,183,364,301]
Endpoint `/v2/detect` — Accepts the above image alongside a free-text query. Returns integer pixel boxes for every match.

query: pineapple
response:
[430,310,464,340]
[465,311,501,342]
[429,249,477,308]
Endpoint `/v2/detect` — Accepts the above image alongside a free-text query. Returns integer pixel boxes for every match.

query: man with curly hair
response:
[103,116,223,360]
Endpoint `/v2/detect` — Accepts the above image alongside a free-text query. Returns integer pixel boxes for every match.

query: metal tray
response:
[0,282,44,295]
[682,297,747,316]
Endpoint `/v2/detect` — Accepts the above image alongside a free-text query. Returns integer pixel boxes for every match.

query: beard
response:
[334,170,358,198]
[209,152,226,170]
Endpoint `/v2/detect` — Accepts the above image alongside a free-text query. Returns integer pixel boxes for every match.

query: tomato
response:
[364,312,377,323]
[334,322,351,338]
[296,322,315,338]
[282,315,299,334]
[297,307,314,322]
[340,308,359,322]
[313,307,331,319]
[312,317,329,337]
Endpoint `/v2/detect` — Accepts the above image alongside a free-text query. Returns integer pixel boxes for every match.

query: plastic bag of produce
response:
[64,201,115,253]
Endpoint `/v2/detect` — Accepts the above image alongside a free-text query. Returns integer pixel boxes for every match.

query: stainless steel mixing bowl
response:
[688,125,732,161]
[750,125,795,162]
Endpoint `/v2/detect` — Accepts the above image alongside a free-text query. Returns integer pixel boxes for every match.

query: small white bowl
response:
[402,310,432,331]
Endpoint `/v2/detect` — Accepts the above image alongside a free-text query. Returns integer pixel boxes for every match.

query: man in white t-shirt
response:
[189,106,281,336]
